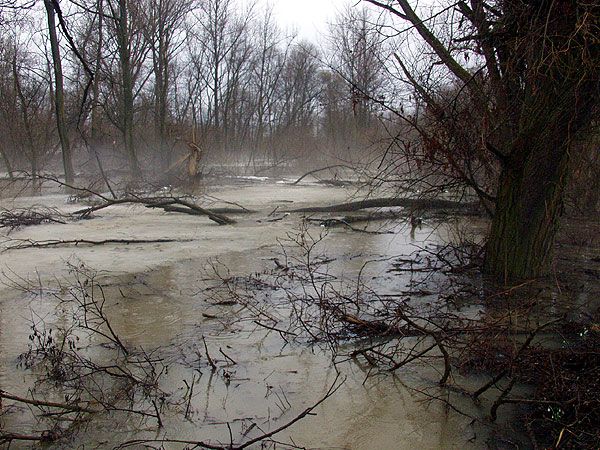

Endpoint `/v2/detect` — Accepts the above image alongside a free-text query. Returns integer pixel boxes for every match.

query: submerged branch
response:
[0,390,98,413]
[288,197,479,213]
[116,374,344,450]
[290,165,356,185]
[73,197,237,224]
[3,238,191,250]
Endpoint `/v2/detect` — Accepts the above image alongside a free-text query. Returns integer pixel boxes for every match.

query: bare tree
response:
[193,0,255,153]
[365,0,600,281]
[0,33,54,180]
[104,0,148,178]
[143,0,194,170]
[328,5,386,129]
[44,0,75,184]
[272,41,322,161]
[248,5,292,159]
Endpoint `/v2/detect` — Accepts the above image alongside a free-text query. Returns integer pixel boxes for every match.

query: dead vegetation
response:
[1,174,596,448]
[196,219,600,448]
[0,260,346,448]
[0,207,68,231]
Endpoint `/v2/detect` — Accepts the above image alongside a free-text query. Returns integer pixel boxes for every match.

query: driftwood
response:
[3,238,191,250]
[306,218,393,234]
[288,197,479,213]
[290,164,355,185]
[73,197,237,225]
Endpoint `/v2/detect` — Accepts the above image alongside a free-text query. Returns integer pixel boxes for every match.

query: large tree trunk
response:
[483,1,599,283]
[484,89,598,282]
[44,0,75,185]
[484,146,570,282]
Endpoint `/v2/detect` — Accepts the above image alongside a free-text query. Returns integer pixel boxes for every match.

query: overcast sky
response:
[267,0,351,41]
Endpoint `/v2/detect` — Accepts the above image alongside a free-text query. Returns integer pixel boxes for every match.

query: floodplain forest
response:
[0,0,599,449]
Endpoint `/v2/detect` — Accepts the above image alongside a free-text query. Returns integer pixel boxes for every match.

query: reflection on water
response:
[0,184,495,449]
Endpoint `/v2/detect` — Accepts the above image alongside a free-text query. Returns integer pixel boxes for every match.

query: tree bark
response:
[484,147,570,282]
[483,1,599,282]
[44,0,75,186]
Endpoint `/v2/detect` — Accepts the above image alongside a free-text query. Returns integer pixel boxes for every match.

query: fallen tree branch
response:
[0,390,98,413]
[116,374,344,450]
[73,197,236,225]
[290,165,355,185]
[305,211,405,225]
[3,238,190,250]
[0,207,68,231]
[0,432,59,445]
[202,194,256,212]
[14,171,112,200]
[288,197,479,213]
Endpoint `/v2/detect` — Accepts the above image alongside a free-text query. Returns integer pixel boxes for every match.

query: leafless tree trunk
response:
[144,0,193,170]
[365,0,600,282]
[44,0,75,185]
[105,0,143,178]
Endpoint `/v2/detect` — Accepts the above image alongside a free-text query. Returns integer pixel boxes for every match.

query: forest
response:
[0,0,599,448]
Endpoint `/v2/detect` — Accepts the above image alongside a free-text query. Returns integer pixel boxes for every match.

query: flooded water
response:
[0,180,504,449]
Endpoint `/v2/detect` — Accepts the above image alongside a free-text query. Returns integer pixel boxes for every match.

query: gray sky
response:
[268,0,351,41]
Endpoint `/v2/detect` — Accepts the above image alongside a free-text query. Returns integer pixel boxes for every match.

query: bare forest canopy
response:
[0,0,397,180]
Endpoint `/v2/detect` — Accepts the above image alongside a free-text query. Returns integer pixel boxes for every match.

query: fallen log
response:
[0,432,59,444]
[305,211,404,225]
[145,199,237,224]
[288,197,479,213]
[290,164,355,185]
[73,197,237,225]
[3,238,191,250]
[157,204,255,216]
[306,218,393,234]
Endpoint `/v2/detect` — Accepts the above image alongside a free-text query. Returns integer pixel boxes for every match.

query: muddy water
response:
[0,182,493,449]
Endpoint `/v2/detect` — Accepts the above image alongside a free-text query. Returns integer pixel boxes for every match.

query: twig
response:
[115,374,344,450]
[253,320,297,337]
[0,390,98,413]
[152,400,163,428]
[184,374,197,419]
[202,336,217,370]
[219,347,237,365]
